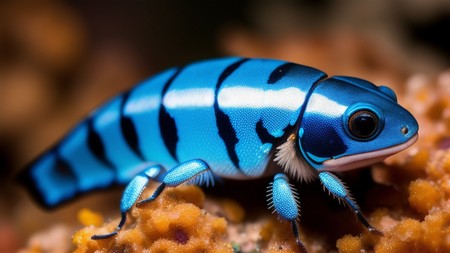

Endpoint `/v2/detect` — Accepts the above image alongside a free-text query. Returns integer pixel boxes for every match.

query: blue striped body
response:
[20,58,330,207]
[20,57,419,212]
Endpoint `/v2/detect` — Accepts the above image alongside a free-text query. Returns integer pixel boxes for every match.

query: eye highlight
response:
[348,110,379,140]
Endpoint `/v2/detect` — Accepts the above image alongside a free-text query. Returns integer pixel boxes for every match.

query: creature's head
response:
[295,76,418,173]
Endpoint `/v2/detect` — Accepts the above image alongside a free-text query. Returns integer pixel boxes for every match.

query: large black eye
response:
[348,110,379,139]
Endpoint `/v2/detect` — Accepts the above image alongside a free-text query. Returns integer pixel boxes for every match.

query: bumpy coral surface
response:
[73,185,233,253]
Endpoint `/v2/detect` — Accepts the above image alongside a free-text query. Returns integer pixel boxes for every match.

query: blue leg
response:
[91,165,164,240]
[319,171,382,235]
[137,159,214,206]
[267,173,308,253]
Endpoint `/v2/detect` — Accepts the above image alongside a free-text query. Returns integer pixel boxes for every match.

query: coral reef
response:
[73,185,233,253]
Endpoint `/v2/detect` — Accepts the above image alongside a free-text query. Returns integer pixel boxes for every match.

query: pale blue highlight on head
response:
[299,76,419,168]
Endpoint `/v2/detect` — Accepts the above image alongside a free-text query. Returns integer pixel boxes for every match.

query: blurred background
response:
[0,0,449,252]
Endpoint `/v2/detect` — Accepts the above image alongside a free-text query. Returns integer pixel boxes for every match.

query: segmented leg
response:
[267,173,308,253]
[137,159,214,206]
[318,171,382,235]
[91,165,165,240]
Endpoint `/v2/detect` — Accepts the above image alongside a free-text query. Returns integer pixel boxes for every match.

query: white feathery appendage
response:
[274,134,317,183]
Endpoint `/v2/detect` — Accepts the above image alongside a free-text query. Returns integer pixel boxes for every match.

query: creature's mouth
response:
[322,133,418,172]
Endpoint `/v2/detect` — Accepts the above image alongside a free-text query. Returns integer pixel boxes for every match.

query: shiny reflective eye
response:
[348,110,379,139]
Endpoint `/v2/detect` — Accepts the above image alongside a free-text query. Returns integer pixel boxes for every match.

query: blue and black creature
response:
[19,57,418,252]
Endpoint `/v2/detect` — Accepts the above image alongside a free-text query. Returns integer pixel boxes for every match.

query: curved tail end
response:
[16,151,79,209]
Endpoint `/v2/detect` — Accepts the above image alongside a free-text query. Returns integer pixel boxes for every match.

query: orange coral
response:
[408,179,443,214]
[77,208,103,227]
[336,235,362,253]
[373,208,450,253]
[260,219,301,253]
[73,185,233,253]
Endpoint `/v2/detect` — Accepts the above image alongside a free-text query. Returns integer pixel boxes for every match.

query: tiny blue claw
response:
[319,171,381,235]
[91,165,164,240]
[120,165,164,213]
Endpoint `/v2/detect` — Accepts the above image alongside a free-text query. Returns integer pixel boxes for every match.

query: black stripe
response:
[214,58,249,170]
[87,118,115,168]
[159,68,183,162]
[120,92,146,161]
[256,119,276,144]
[296,75,328,166]
[267,63,296,84]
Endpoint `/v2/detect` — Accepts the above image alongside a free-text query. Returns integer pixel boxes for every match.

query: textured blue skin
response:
[19,57,418,212]
[319,172,346,198]
[271,173,299,221]
[299,76,418,167]
[120,165,163,213]
[161,159,211,186]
